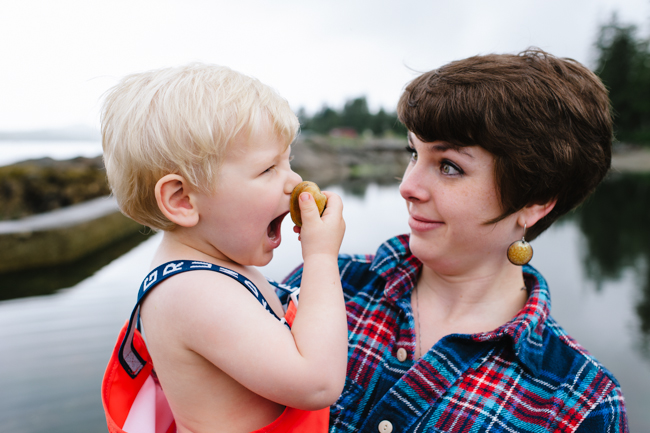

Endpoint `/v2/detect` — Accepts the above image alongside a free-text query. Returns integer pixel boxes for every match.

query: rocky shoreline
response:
[611,146,650,173]
[0,138,648,274]
[2,138,648,221]
[0,196,142,274]
[0,156,137,273]
[0,155,110,220]
[290,136,410,186]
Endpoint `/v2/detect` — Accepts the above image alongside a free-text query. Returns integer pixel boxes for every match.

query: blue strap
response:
[119,260,285,378]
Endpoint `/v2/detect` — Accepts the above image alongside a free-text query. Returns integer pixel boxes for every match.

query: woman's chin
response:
[408,236,463,272]
[409,235,441,263]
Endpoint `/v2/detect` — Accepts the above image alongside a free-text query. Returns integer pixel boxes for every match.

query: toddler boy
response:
[101,63,347,433]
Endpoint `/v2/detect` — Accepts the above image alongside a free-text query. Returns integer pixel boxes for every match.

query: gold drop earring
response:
[507,223,533,266]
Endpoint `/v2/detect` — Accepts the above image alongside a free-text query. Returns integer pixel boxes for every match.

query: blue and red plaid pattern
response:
[282,235,628,433]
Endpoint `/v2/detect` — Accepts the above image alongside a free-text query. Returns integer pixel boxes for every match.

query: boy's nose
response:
[286,170,303,194]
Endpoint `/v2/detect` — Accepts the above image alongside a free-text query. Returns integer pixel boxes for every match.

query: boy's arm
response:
[146,192,347,411]
[280,253,377,303]
[285,190,348,406]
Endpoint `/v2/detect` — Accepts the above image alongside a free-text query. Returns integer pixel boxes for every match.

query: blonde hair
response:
[101,63,299,231]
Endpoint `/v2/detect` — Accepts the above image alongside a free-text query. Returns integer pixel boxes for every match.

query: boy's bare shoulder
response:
[140,268,286,350]
[142,267,275,318]
[140,267,299,387]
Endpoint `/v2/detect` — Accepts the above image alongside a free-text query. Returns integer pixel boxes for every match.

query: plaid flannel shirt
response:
[281,234,628,433]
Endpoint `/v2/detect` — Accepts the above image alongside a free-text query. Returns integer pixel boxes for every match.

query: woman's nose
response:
[399,167,427,203]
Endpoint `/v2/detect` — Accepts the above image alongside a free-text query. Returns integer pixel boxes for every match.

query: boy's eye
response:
[404,146,418,161]
[440,160,462,175]
[262,165,275,174]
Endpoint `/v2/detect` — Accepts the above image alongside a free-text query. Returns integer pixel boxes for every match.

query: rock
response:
[0,196,144,273]
[0,156,143,274]
[0,156,111,220]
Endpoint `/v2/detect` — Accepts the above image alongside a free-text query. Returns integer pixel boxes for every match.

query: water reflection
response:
[1,178,648,433]
[572,172,650,355]
[0,230,154,301]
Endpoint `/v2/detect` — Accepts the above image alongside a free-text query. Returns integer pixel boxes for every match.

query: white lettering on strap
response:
[190,261,212,269]
[163,262,184,275]
[244,280,259,297]
[218,267,240,278]
[143,271,158,290]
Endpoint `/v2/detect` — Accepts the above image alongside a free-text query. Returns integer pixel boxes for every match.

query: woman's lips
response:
[408,214,444,232]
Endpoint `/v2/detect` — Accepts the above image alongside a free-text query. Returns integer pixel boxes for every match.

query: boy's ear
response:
[155,174,200,228]
[518,198,557,229]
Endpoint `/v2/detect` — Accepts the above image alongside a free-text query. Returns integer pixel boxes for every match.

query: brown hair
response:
[397,49,612,240]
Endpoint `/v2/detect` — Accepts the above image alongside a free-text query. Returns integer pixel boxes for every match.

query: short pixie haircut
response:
[397,49,612,241]
[102,63,299,231]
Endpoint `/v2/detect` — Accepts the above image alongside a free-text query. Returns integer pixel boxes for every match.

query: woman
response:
[284,49,628,432]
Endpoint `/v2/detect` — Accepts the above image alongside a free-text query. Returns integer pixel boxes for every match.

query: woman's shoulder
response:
[538,316,628,431]
[540,316,624,402]
[339,234,411,277]
[281,235,412,299]
[543,317,619,379]
[336,253,378,299]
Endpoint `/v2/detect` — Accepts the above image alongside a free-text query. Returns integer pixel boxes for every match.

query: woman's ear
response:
[155,174,200,228]
[518,199,557,229]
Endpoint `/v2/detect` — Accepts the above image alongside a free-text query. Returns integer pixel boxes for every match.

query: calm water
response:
[1,172,649,431]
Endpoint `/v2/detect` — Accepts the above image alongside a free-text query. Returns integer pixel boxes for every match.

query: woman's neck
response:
[413,263,528,354]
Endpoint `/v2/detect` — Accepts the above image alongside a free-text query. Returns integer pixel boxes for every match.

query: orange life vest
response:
[101,260,329,433]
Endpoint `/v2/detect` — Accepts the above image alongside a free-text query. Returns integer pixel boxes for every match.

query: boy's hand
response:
[294,190,345,260]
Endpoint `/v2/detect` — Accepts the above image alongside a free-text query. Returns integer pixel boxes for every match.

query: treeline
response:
[595,15,650,145]
[298,97,406,137]
[300,17,650,145]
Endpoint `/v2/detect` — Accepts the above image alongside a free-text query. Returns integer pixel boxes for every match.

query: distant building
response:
[329,127,358,138]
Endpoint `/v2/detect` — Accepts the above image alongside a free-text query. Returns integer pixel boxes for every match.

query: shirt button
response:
[378,420,393,433]
[396,347,407,362]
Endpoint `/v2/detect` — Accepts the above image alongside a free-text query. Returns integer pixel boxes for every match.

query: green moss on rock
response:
[0,156,110,220]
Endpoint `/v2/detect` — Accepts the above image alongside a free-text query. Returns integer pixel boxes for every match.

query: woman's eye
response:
[404,146,418,161]
[441,161,462,175]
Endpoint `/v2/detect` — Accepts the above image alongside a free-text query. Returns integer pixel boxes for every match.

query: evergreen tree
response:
[299,96,406,137]
[342,97,372,134]
[302,106,341,134]
[595,15,650,144]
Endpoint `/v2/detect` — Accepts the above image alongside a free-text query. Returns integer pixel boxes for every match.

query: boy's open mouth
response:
[267,212,288,241]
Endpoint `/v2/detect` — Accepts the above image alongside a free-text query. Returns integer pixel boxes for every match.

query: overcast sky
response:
[1,0,649,131]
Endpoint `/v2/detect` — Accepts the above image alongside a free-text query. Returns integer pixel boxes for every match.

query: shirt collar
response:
[369,234,420,302]
[369,235,551,376]
[472,266,550,376]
